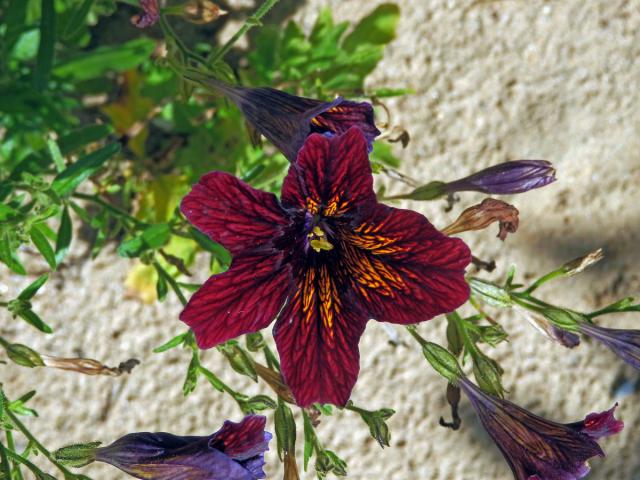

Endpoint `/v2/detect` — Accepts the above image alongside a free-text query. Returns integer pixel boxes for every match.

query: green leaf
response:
[183,351,200,396]
[52,142,121,196]
[18,309,53,333]
[46,138,65,172]
[343,3,400,52]
[0,236,26,275]
[156,271,168,301]
[62,0,95,40]
[18,274,49,301]
[117,223,170,258]
[29,224,57,270]
[199,366,225,392]
[153,331,188,353]
[53,38,155,81]
[302,412,314,470]
[34,0,57,90]
[55,206,72,264]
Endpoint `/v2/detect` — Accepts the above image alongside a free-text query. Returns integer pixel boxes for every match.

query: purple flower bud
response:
[459,377,622,480]
[445,160,556,195]
[131,0,160,28]
[579,322,640,370]
[183,73,380,161]
[95,415,271,480]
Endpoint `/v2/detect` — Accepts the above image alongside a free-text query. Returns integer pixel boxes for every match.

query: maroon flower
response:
[180,128,471,406]
[131,0,160,28]
[184,73,380,161]
[95,415,271,480]
[460,377,623,480]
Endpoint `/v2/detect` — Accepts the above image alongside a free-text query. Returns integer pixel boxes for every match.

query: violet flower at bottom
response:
[459,377,622,480]
[94,415,271,480]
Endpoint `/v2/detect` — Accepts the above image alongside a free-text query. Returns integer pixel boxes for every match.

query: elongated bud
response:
[422,342,463,384]
[54,441,101,467]
[40,355,139,376]
[445,160,556,195]
[0,339,44,368]
[217,342,258,382]
[443,198,519,241]
[562,248,604,276]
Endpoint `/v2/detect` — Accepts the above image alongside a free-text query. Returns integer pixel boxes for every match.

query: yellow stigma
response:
[309,226,333,252]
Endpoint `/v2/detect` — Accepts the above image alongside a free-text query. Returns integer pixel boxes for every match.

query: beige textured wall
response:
[2,0,640,479]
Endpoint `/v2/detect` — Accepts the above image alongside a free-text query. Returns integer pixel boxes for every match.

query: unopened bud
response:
[443,198,519,241]
[54,442,101,468]
[561,248,604,276]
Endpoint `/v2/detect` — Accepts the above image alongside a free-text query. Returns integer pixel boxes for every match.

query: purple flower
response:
[184,73,380,161]
[579,322,640,370]
[459,377,622,480]
[131,0,160,28]
[95,415,271,480]
[445,160,556,195]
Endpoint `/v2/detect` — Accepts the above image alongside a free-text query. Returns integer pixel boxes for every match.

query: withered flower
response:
[95,416,271,480]
[184,72,380,162]
[131,0,160,28]
[460,377,622,480]
[442,198,519,241]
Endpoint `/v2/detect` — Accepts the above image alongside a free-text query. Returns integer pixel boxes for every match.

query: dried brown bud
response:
[183,0,227,24]
[254,362,296,404]
[561,248,604,276]
[41,355,140,376]
[443,198,519,241]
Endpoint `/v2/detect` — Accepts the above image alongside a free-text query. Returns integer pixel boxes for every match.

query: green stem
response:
[405,324,426,347]
[5,430,24,480]
[208,0,280,65]
[154,261,187,306]
[523,269,565,294]
[72,193,148,229]
[4,409,76,479]
[0,441,11,479]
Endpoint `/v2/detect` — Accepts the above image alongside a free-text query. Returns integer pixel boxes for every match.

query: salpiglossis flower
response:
[180,127,471,406]
[579,321,640,370]
[460,377,622,480]
[95,415,271,480]
[185,73,380,161]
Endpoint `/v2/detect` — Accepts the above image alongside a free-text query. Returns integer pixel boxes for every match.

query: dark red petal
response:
[273,265,368,407]
[281,128,375,217]
[180,254,291,349]
[210,416,270,461]
[340,204,471,324]
[180,172,289,255]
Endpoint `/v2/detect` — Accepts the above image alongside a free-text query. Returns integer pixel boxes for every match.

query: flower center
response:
[308,225,333,253]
